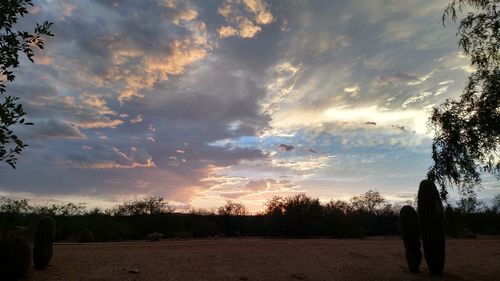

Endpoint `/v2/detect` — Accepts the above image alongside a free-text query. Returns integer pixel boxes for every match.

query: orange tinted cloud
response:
[217,0,274,39]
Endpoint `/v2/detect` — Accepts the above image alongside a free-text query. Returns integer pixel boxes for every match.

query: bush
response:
[459,228,477,239]
[146,232,163,241]
[77,228,95,243]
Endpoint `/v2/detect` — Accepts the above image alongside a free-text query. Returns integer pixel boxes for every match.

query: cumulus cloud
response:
[217,25,239,38]
[242,0,274,24]
[13,83,124,130]
[0,0,273,204]
[244,178,298,192]
[36,1,214,105]
[168,2,198,25]
[217,0,274,39]
[115,20,212,103]
[344,84,360,97]
[238,18,262,38]
[130,115,143,124]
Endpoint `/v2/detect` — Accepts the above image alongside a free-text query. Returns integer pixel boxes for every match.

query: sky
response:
[0,0,498,212]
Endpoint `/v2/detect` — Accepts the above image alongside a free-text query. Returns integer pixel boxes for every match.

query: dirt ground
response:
[22,237,500,281]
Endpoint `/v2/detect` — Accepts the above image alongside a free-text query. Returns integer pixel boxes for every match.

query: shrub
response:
[459,228,477,239]
[77,228,95,243]
[146,232,163,241]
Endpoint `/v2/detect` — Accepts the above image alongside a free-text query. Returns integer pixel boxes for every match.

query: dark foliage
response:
[350,190,385,213]
[281,194,322,236]
[0,192,499,242]
[146,232,163,241]
[429,0,500,197]
[0,0,53,168]
[111,196,174,216]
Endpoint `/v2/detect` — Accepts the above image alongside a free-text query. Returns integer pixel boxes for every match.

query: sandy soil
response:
[22,237,500,281]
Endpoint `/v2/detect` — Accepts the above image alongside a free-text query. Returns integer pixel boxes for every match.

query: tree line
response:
[1,191,499,242]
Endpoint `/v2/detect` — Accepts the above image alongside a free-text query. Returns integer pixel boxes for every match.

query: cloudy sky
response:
[1,0,498,212]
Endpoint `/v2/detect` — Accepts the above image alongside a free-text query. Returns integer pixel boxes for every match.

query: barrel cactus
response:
[0,235,31,280]
[33,216,56,270]
[417,179,445,275]
[399,205,421,273]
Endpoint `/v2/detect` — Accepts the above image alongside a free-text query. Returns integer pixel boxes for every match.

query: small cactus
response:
[418,179,445,275]
[399,205,421,273]
[0,235,31,280]
[33,216,56,270]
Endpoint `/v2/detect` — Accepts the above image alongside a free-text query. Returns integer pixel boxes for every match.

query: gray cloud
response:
[376,73,420,86]
[0,0,274,203]
[392,125,415,134]
[27,120,87,140]
[279,144,294,152]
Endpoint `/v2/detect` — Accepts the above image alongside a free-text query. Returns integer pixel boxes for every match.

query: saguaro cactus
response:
[0,235,31,280]
[399,205,421,273]
[417,179,445,275]
[33,216,56,270]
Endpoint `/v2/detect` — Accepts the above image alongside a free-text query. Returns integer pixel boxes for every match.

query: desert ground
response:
[23,237,500,281]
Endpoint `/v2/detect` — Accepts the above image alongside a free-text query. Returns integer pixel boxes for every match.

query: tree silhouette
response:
[350,190,385,213]
[217,201,248,216]
[0,196,31,213]
[281,194,322,236]
[264,195,286,216]
[0,0,53,168]
[492,194,500,213]
[112,196,174,216]
[217,201,248,236]
[429,0,500,198]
